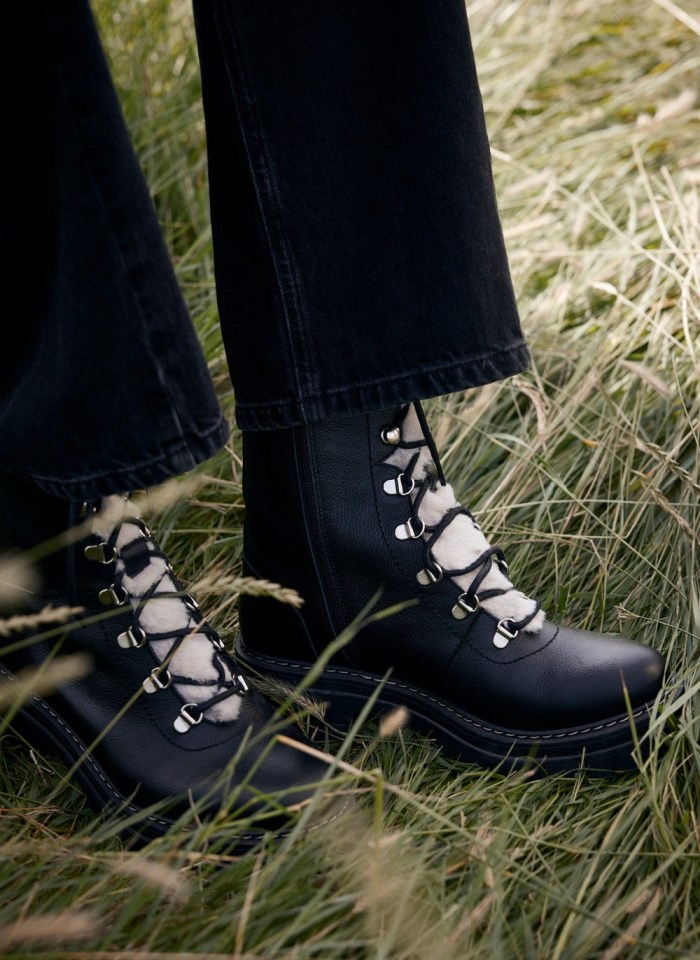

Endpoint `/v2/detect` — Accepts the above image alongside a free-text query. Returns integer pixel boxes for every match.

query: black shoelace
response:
[384,403,542,638]
[88,506,247,731]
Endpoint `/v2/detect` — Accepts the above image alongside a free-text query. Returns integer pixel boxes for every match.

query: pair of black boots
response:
[0,404,666,845]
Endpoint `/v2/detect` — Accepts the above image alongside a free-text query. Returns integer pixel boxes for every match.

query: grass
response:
[1,0,699,956]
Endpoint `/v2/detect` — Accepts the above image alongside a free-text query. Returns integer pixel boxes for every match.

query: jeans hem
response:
[234,340,531,430]
[17,415,229,501]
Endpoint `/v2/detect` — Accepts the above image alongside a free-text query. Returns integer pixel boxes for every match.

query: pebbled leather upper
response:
[240,408,665,732]
[0,471,327,822]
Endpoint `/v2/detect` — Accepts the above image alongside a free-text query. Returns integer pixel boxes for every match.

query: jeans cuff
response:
[21,415,229,501]
[234,341,531,431]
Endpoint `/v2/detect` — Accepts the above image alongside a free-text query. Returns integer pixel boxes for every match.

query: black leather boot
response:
[236,403,666,774]
[0,472,330,846]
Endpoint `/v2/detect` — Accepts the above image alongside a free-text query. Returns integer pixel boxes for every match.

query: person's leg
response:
[0,0,328,842]
[193,0,530,429]
[192,0,665,772]
[2,1,227,500]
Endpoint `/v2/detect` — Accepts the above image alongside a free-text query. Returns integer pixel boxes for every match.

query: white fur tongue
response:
[94,496,242,722]
[384,407,545,632]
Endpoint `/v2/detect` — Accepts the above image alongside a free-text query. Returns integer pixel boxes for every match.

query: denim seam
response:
[50,14,193,459]
[21,414,227,488]
[212,0,318,411]
[235,339,530,410]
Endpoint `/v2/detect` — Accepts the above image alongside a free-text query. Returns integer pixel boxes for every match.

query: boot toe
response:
[536,624,666,728]
[618,640,665,707]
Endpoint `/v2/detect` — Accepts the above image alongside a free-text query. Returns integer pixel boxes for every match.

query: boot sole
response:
[0,665,333,848]
[234,637,662,775]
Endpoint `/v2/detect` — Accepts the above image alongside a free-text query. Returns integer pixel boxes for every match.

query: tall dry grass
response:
[0,0,698,956]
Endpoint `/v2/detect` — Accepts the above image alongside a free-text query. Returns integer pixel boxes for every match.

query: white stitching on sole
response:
[0,665,345,840]
[239,645,650,743]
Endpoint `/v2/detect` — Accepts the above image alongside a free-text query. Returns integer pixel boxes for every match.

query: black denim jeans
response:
[1,0,529,501]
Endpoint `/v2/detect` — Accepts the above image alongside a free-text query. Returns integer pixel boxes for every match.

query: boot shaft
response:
[0,470,88,611]
[240,407,468,673]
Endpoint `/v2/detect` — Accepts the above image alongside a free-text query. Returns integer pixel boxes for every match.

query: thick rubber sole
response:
[0,666,324,849]
[234,637,660,775]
